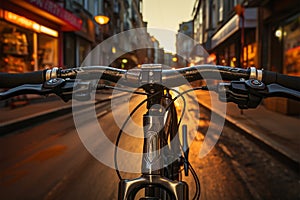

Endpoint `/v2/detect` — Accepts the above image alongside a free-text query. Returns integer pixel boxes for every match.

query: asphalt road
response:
[0,94,299,200]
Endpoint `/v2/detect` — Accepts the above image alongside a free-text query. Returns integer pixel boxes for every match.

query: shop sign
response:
[4,10,58,37]
[26,0,82,30]
[4,10,40,32]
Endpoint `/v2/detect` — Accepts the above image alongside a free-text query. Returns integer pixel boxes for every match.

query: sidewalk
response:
[193,89,300,164]
[0,91,114,134]
[0,95,71,125]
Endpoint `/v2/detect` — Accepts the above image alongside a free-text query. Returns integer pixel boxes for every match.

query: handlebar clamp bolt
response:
[43,78,65,89]
[251,80,261,86]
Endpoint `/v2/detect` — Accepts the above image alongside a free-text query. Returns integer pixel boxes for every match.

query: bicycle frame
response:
[118,86,189,200]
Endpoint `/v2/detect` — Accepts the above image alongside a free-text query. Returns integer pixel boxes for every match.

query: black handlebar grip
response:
[0,70,45,88]
[263,70,300,92]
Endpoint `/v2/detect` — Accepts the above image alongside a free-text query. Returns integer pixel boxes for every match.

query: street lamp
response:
[94,0,109,25]
[94,14,109,25]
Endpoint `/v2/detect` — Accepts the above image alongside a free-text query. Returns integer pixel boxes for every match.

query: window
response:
[0,21,33,72]
[0,21,58,72]
[234,0,238,6]
[218,0,223,22]
[212,0,217,28]
[205,0,209,28]
[38,34,58,69]
[139,0,143,13]
[114,0,120,13]
[283,15,300,75]
[78,37,91,65]
[88,0,95,15]
[74,0,83,6]
[199,6,203,25]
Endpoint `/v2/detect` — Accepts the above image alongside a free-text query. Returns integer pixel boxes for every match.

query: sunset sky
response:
[143,0,195,52]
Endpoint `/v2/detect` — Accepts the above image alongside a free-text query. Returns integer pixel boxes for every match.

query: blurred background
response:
[0,1,300,200]
[0,0,299,114]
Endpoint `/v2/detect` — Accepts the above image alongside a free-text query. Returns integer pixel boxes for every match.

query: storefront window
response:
[244,43,257,67]
[64,33,76,67]
[78,37,91,65]
[283,15,300,76]
[0,21,33,72]
[0,15,59,72]
[38,34,58,69]
[229,43,237,67]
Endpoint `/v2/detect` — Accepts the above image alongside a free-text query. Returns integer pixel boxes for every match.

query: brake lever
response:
[217,79,266,109]
[0,78,71,102]
[217,79,300,109]
[43,78,74,102]
[0,78,93,102]
[265,83,300,101]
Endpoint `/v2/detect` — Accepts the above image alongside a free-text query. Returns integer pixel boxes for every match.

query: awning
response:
[7,0,82,31]
[211,8,257,49]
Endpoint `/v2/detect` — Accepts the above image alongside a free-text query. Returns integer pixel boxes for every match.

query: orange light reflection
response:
[4,11,58,38]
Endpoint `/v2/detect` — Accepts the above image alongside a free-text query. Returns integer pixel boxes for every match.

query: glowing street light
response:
[275,29,282,38]
[94,1,109,25]
[94,14,109,25]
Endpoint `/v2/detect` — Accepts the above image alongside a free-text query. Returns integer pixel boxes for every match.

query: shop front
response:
[63,23,95,67]
[0,0,82,72]
[0,10,59,72]
[268,14,300,76]
[63,2,96,67]
[262,0,300,115]
[211,8,258,68]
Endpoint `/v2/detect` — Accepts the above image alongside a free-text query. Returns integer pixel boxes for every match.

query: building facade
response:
[63,0,100,67]
[253,0,300,114]
[95,0,153,69]
[192,0,257,67]
[0,0,152,71]
[192,0,300,114]
[0,0,82,72]
[176,20,194,67]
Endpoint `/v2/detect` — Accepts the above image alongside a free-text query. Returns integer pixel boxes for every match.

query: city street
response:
[0,93,299,200]
[0,0,300,199]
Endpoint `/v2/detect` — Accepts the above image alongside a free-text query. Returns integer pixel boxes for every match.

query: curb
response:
[0,105,73,135]
[195,97,300,166]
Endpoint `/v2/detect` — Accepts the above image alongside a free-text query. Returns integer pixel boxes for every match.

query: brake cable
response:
[166,87,208,200]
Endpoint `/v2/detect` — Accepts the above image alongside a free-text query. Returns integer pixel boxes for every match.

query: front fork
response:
[118,94,188,200]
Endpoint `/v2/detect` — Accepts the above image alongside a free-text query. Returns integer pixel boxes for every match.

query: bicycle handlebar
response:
[56,65,255,87]
[0,65,259,88]
[0,65,300,101]
[0,70,45,88]
[262,70,300,92]
[1,65,299,91]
